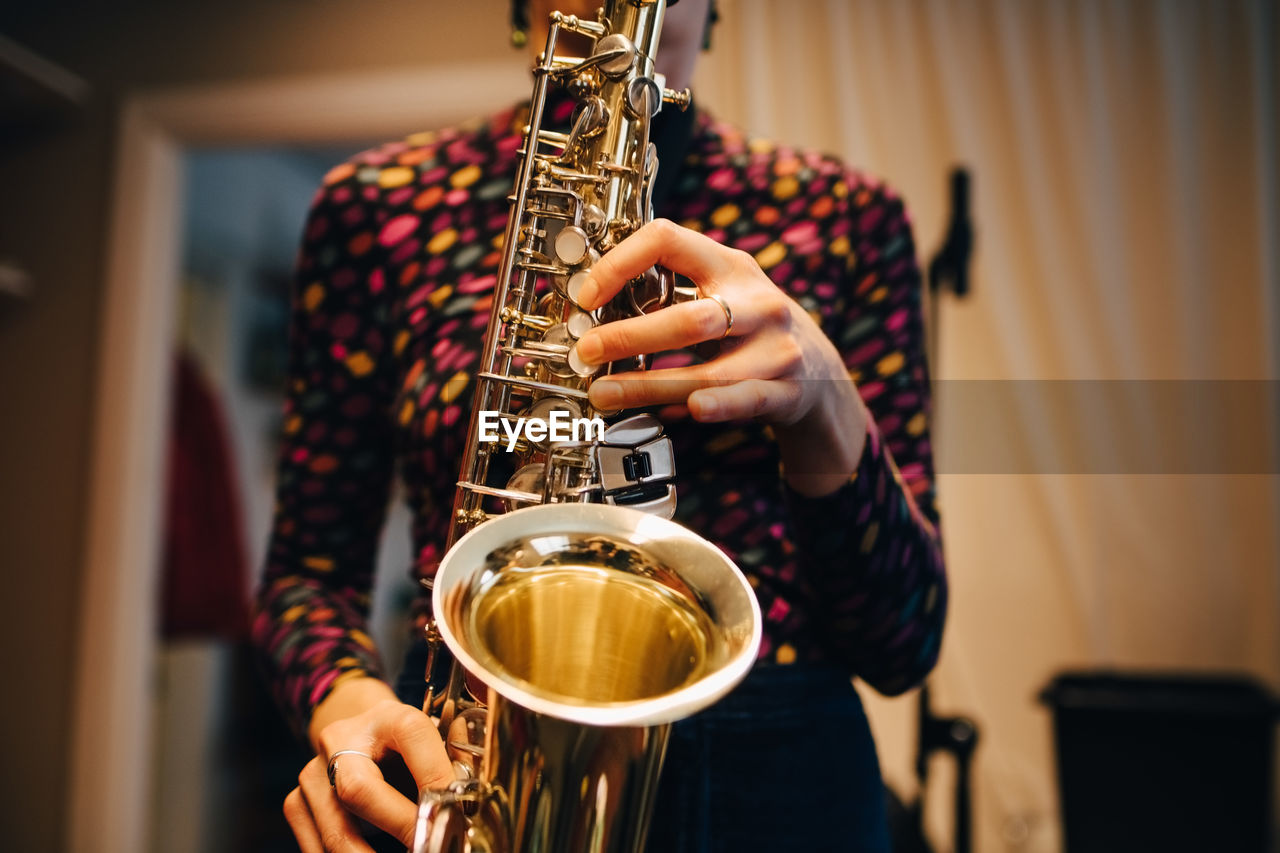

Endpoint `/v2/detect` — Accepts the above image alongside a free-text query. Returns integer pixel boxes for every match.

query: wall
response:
[694,1,1279,849]
[0,84,114,853]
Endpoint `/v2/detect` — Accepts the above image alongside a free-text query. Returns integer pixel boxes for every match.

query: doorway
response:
[73,62,526,852]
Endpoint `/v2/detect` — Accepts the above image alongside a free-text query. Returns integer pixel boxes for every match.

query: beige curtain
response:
[693,1,1278,850]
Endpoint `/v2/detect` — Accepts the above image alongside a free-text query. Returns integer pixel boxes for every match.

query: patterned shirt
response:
[252,96,948,737]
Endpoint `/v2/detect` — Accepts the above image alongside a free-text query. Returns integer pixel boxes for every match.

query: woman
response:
[253,1,946,849]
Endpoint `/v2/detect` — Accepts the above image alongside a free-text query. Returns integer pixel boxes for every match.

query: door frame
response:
[70,60,526,853]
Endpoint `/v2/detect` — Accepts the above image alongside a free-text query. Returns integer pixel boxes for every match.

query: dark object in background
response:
[0,32,90,146]
[886,783,932,853]
[888,685,979,853]
[895,168,977,853]
[916,685,979,853]
[928,167,973,300]
[225,643,312,852]
[162,349,249,639]
[926,166,973,391]
[244,267,292,394]
[1041,671,1279,853]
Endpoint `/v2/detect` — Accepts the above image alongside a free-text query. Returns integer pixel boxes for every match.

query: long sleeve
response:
[251,164,400,738]
[786,176,947,696]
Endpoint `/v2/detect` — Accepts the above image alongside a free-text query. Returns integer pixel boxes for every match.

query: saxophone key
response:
[582,203,606,237]
[592,33,637,78]
[624,76,662,119]
[567,342,601,377]
[524,396,586,450]
[565,270,591,305]
[553,224,590,265]
[504,463,547,509]
[537,325,578,378]
[565,306,596,339]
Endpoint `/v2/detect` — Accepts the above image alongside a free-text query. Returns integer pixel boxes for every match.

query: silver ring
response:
[327,749,375,788]
[706,293,733,339]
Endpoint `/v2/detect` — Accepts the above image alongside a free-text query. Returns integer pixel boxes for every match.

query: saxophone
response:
[411,2,761,852]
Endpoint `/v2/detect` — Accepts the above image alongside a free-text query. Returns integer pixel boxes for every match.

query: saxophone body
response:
[416,504,760,853]
[448,0,690,544]
[413,4,761,851]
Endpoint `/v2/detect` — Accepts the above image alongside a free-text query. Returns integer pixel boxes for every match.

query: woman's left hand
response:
[573,218,868,496]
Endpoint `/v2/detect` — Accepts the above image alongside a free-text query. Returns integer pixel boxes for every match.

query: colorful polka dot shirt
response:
[252,97,947,738]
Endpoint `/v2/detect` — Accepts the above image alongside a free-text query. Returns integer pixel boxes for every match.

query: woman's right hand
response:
[284,679,456,852]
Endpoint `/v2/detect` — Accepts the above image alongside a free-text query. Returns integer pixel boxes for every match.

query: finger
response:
[576,219,740,308]
[589,374,707,411]
[658,402,690,422]
[593,375,800,423]
[369,701,456,793]
[588,338,799,411]
[284,786,325,853]
[576,297,738,366]
[325,751,420,849]
[297,760,378,853]
[689,379,805,424]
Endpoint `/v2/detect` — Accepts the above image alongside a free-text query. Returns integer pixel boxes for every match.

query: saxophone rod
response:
[475,371,590,399]
[444,18,566,550]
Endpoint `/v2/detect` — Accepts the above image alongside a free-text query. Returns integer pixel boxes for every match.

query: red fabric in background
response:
[161,349,250,639]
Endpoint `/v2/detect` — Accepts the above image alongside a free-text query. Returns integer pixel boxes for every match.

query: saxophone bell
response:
[414,503,761,853]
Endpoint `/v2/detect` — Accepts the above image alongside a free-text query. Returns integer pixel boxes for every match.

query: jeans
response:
[396,643,891,852]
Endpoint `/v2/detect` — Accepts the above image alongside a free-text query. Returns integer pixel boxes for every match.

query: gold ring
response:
[327,749,375,788]
[706,293,733,339]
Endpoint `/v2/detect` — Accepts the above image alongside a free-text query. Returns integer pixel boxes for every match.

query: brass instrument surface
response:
[446,0,684,548]
[468,565,713,705]
[434,503,760,728]
[413,3,762,850]
[423,502,761,853]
